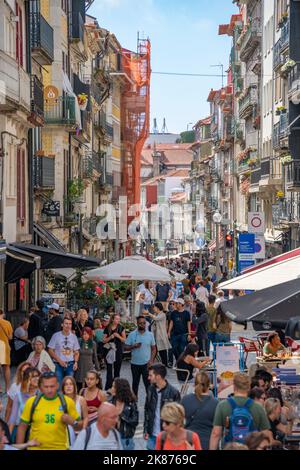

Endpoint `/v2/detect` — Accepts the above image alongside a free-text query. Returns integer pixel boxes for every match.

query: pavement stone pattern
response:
[0,323,257,450]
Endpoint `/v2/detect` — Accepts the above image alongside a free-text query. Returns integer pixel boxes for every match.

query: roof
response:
[193,116,211,129]
[207,89,218,102]
[141,144,193,167]
[141,168,190,187]
[218,15,242,36]
[169,192,187,203]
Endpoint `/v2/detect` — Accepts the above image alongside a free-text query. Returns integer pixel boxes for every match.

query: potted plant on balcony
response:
[77,93,88,111]
[276,105,287,116]
[248,157,258,168]
[280,59,296,77]
[280,154,292,165]
[276,190,285,201]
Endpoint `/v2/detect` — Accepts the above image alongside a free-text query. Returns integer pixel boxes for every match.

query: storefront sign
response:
[42,201,60,217]
[216,344,240,398]
[44,85,59,102]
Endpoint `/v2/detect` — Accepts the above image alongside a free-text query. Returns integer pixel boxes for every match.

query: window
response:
[17,148,26,223]
[4,16,15,57]
[61,0,69,14]
[275,75,281,102]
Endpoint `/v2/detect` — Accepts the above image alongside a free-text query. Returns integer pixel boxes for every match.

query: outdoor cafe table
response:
[252,354,300,375]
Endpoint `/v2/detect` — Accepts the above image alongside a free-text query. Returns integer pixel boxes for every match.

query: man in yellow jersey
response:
[16,372,82,450]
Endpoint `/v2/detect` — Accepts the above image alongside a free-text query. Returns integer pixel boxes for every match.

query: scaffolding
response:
[121,37,151,222]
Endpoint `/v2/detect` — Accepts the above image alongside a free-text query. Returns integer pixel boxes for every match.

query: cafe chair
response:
[285,336,300,352]
[173,367,190,396]
[239,337,261,365]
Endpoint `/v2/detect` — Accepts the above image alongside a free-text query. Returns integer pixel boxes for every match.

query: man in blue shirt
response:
[125,316,156,397]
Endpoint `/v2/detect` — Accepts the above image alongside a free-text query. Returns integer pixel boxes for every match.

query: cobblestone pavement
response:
[0,323,257,450]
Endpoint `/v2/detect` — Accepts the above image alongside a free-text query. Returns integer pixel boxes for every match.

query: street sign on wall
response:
[248,212,265,234]
[238,233,255,273]
[254,234,266,259]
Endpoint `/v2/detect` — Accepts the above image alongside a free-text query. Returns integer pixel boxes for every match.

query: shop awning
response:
[12,244,100,270]
[220,278,300,330]
[6,245,41,283]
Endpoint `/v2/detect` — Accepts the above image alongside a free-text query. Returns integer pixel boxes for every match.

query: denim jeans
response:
[146,435,157,450]
[121,438,135,450]
[207,332,216,350]
[55,361,75,385]
[215,333,230,344]
[171,334,187,360]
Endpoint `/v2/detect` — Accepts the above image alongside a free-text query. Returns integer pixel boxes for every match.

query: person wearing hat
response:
[45,303,63,343]
[167,298,192,360]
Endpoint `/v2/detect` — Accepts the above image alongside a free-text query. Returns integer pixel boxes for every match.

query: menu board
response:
[216,344,240,398]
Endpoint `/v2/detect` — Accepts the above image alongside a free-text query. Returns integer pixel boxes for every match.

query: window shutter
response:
[21,149,25,222]
[15,3,19,63]
[19,5,23,67]
[17,148,21,219]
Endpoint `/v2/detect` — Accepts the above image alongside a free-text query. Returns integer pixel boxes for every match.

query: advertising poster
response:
[216,344,240,398]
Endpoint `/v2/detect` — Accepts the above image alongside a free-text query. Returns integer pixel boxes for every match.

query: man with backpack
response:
[72,403,123,450]
[16,371,82,450]
[209,372,272,449]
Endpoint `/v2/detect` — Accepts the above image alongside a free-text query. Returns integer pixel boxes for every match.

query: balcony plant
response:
[77,93,88,110]
[280,59,296,77]
[276,105,287,116]
[67,178,85,203]
[280,154,292,165]
[248,157,258,168]
[276,190,285,201]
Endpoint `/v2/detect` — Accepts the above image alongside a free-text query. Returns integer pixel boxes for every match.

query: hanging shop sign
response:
[42,201,60,217]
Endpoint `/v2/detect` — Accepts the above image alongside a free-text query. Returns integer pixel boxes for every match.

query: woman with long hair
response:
[5,361,31,422]
[176,344,211,383]
[102,314,126,391]
[8,367,40,442]
[75,309,93,338]
[181,371,218,449]
[156,402,202,450]
[75,327,99,390]
[109,378,139,450]
[144,302,171,367]
[215,305,232,343]
[79,370,106,424]
[62,376,89,446]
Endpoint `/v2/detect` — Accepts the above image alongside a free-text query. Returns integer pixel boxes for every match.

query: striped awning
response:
[208,236,224,252]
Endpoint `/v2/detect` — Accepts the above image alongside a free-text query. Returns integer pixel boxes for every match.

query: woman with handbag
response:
[143,302,171,367]
[102,314,126,391]
[181,371,218,450]
[0,309,13,392]
[109,378,139,450]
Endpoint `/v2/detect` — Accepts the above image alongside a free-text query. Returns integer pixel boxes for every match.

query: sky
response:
[89,0,236,134]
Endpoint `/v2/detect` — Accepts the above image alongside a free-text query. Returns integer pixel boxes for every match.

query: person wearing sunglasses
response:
[124,316,156,398]
[155,402,202,450]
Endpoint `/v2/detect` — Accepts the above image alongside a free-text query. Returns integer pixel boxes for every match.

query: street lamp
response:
[165,240,172,261]
[213,210,222,280]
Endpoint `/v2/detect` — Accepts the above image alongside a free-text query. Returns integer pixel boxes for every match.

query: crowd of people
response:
[0,257,296,451]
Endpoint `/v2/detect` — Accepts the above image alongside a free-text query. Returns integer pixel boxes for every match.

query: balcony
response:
[29,75,44,126]
[82,152,102,178]
[0,51,31,113]
[288,64,300,102]
[238,18,262,63]
[69,12,84,43]
[280,21,289,53]
[30,13,54,65]
[94,112,114,141]
[73,74,90,108]
[286,160,300,190]
[44,96,77,127]
[279,112,289,139]
[239,86,258,119]
[273,39,284,71]
[74,111,91,143]
[33,156,55,189]
[259,158,282,188]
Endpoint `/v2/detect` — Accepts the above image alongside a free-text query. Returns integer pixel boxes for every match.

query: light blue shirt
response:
[125,329,156,365]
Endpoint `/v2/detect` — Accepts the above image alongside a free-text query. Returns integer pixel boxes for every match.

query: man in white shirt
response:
[72,403,123,450]
[215,290,226,309]
[195,281,209,305]
[48,317,80,384]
